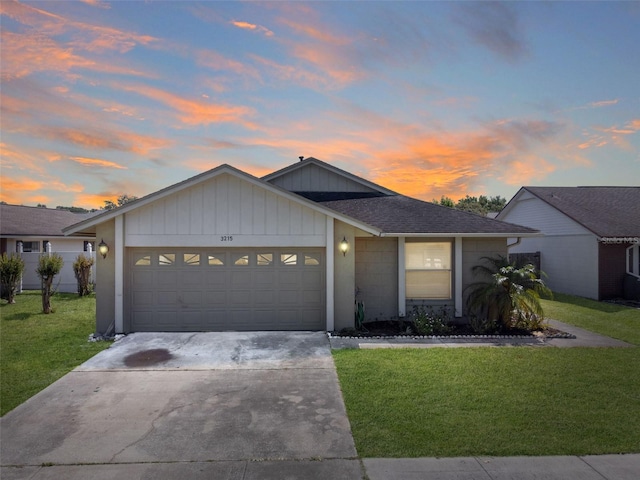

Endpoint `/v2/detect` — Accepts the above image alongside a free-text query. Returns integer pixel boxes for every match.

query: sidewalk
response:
[363,454,640,480]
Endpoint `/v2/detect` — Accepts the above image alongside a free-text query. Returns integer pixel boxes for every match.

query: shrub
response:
[0,253,25,304]
[411,305,452,335]
[73,254,94,296]
[466,255,552,332]
[36,253,64,314]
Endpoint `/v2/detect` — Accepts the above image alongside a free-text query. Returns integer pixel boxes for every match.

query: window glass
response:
[281,253,297,266]
[233,254,249,266]
[257,253,273,266]
[208,254,225,266]
[20,241,39,253]
[304,254,321,266]
[134,254,151,266]
[159,253,175,266]
[183,253,200,266]
[405,242,452,299]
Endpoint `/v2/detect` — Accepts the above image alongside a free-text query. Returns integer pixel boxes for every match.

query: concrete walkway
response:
[1,324,637,479]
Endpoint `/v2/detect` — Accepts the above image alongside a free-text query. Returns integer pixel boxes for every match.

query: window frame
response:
[404,241,452,300]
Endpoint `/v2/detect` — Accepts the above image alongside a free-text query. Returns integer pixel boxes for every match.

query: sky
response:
[1,0,639,210]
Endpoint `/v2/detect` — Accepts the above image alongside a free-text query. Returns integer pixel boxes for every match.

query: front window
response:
[405,242,452,299]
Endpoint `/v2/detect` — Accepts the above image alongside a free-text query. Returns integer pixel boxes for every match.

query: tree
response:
[433,195,455,208]
[73,254,94,296]
[0,253,25,304]
[465,255,552,332]
[36,253,64,314]
[103,194,138,210]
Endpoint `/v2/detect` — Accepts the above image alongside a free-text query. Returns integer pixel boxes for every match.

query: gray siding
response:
[355,237,398,322]
[268,163,380,193]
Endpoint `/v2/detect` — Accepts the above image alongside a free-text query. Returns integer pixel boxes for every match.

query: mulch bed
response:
[332,320,573,338]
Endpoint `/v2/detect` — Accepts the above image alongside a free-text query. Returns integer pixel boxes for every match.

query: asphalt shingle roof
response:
[318,195,538,235]
[523,186,640,237]
[0,204,95,237]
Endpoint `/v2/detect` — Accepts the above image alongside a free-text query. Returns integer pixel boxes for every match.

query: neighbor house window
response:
[20,241,40,253]
[628,244,640,278]
[405,242,452,299]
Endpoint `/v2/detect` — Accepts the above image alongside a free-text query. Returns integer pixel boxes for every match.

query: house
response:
[0,204,96,293]
[64,157,538,335]
[497,186,640,301]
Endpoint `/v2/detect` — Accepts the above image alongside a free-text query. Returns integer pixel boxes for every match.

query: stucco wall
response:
[355,237,398,322]
[95,220,116,335]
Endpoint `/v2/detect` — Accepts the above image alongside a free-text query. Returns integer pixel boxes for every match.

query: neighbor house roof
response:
[512,186,640,238]
[318,195,538,236]
[0,204,95,237]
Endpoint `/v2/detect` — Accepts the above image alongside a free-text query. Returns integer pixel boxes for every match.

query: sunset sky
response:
[1,0,639,209]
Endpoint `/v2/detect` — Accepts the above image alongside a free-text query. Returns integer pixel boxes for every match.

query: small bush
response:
[73,254,94,296]
[0,253,25,304]
[36,253,64,314]
[411,305,452,335]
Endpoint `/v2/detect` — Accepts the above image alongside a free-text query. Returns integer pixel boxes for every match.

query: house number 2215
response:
[220,235,233,242]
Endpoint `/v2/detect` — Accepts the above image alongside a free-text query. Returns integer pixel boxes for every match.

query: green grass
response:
[334,295,640,457]
[541,293,640,345]
[1,291,110,416]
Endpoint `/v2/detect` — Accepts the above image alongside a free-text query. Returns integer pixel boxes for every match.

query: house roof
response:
[318,195,538,236]
[511,186,640,237]
[0,204,95,237]
[63,159,540,238]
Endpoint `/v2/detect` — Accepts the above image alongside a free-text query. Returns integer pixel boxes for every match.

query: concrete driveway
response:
[0,332,363,480]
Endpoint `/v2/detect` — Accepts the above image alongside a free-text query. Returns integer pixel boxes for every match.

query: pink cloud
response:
[230,20,274,37]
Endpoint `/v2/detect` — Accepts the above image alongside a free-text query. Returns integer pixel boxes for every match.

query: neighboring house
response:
[497,186,640,301]
[64,157,537,335]
[0,204,96,293]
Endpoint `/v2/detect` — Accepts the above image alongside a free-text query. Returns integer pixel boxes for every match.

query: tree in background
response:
[433,195,507,216]
[36,253,64,314]
[0,253,25,304]
[73,254,94,296]
[103,194,138,210]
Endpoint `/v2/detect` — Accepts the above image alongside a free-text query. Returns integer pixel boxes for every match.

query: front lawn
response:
[0,291,110,416]
[334,295,640,457]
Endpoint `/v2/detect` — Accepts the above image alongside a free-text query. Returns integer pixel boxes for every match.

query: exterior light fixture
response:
[339,237,349,256]
[98,239,109,259]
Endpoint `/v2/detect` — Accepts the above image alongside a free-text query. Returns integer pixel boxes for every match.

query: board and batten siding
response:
[124,173,327,247]
[268,163,380,193]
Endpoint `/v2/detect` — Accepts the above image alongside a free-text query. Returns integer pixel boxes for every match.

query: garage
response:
[126,248,325,332]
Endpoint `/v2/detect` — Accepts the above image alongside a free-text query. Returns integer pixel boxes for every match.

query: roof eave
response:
[380,232,542,238]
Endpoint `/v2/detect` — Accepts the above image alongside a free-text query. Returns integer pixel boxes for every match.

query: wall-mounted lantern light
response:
[339,236,349,256]
[98,239,109,259]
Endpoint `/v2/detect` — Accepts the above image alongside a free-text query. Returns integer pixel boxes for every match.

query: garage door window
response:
[208,254,225,266]
[159,254,175,266]
[304,254,321,266]
[134,254,151,266]
[184,253,200,266]
[257,253,273,266]
[281,253,297,265]
[233,253,249,265]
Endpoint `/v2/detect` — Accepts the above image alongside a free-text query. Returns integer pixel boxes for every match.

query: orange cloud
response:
[230,20,274,37]
[196,50,261,80]
[68,156,127,169]
[118,83,256,128]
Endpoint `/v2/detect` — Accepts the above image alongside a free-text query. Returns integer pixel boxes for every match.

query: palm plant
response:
[466,255,552,332]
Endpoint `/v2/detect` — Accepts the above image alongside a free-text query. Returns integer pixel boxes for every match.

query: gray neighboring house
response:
[64,157,537,335]
[0,204,97,293]
[497,186,640,301]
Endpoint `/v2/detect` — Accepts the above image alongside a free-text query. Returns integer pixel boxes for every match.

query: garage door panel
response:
[128,248,324,332]
[157,291,178,305]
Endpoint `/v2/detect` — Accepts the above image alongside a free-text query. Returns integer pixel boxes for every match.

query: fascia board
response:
[380,231,542,238]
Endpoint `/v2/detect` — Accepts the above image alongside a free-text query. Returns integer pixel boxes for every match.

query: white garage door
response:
[127,248,325,332]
